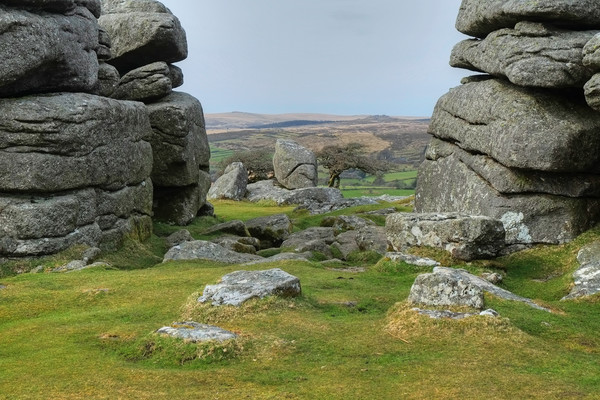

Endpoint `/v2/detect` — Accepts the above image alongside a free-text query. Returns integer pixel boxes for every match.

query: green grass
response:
[2,201,600,399]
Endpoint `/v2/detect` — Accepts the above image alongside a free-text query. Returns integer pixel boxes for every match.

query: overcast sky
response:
[159,0,467,116]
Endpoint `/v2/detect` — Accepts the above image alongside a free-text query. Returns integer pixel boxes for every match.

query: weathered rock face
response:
[111,61,172,102]
[0,3,99,97]
[419,0,600,248]
[456,0,600,38]
[208,163,248,201]
[386,213,506,260]
[428,79,600,173]
[451,22,598,89]
[198,268,301,306]
[245,214,293,249]
[273,139,318,189]
[0,93,152,192]
[0,93,153,256]
[99,0,187,73]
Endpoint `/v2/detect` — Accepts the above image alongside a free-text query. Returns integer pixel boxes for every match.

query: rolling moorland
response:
[2,200,600,399]
[206,112,430,196]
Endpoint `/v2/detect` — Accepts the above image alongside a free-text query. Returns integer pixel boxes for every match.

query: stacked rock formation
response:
[0,0,153,256]
[415,0,600,245]
[0,0,210,256]
[99,0,210,226]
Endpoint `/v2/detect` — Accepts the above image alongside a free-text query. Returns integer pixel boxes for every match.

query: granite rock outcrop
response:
[416,0,600,245]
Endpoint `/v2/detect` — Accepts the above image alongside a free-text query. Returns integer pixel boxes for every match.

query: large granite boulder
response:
[146,92,211,225]
[0,93,152,192]
[451,22,598,89]
[456,0,600,38]
[426,139,600,198]
[245,214,293,249]
[273,139,318,189]
[0,3,99,97]
[146,92,209,187]
[99,0,187,73]
[111,61,172,102]
[162,240,262,264]
[198,268,301,306]
[584,73,600,112]
[386,212,506,260]
[409,267,549,311]
[208,162,248,201]
[429,79,600,172]
[415,152,600,245]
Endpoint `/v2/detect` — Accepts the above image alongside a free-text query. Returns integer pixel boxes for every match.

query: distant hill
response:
[205,112,431,168]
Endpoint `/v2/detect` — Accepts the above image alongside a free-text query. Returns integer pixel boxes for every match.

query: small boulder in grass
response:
[199,268,301,306]
[156,322,237,342]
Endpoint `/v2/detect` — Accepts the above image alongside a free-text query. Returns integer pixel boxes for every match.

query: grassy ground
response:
[1,200,600,399]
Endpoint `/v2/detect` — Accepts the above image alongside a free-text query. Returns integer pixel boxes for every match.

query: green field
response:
[2,200,600,399]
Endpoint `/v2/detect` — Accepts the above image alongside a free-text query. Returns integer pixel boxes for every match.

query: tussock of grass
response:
[114,334,243,367]
[385,302,523,344]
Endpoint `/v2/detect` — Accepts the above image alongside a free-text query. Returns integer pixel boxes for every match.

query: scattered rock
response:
[385,253,440,268]
[563,242,600,300]
[82,247,102,264]
[211,236,257,255]
[165,230,194,248]
[273,139,318,189]
[156,321,237,342]
[480,272,503,285]
[0,284,6,290]
[208,162,248,201]
[321,215,375,233]
[203,220,249,237]
[281,227,336,249]
[245,214,292,249]
[331,231,360,260]
[163,240,263,264]
[408,267,550,311]
[53,260,109,273]
[198,268,301,306]
[386,212,506,261]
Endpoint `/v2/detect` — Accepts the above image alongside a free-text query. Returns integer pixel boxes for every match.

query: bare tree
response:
[317,143,391,188]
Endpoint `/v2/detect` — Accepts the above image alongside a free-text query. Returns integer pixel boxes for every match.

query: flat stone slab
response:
[386,212,505,261]
[163,240,263,264]
[413,308,499,320]
[198,268,301,306]
[409,267,550,312]
[563,242,600,300]
[156,321,237,342]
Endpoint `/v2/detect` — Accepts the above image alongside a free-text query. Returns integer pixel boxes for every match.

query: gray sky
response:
[160,0,467,116]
